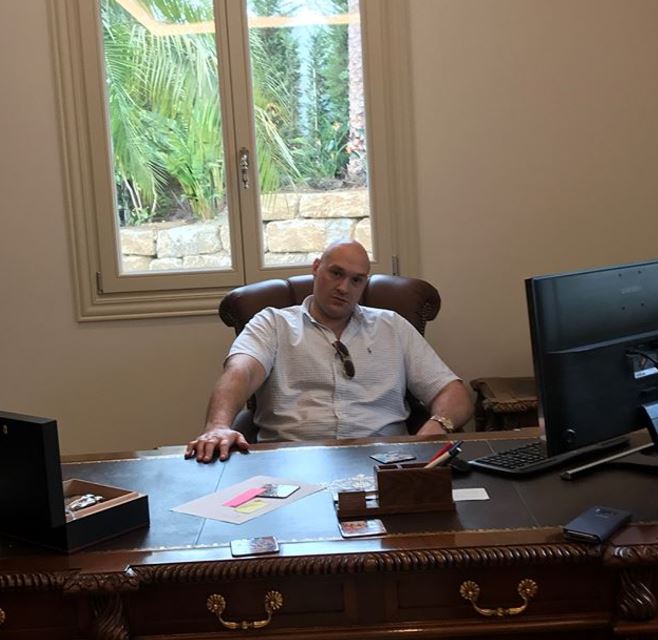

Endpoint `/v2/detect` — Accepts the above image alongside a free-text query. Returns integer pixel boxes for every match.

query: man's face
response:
[311,245,370,322]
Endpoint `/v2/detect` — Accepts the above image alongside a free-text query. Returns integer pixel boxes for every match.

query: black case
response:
[0,410,149,552]
[563,505,631,543]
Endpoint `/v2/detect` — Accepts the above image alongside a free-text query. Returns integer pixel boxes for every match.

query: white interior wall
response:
[1,0,657,454]
[411,0,658,386]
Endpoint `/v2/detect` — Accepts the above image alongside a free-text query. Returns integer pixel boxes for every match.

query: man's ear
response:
[311,258,320,275]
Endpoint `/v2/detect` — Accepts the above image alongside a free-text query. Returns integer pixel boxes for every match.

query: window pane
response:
[101,0,232,274]
[246,0,372,267]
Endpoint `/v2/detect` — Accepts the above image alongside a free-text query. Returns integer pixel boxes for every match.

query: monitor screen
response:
[526,259,658,457]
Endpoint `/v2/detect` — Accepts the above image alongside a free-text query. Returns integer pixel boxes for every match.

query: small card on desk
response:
[258,483,300,499]
[370,452,416,464]
[230,536,280,556]
[338,519,387,538]
[234,499,268,514]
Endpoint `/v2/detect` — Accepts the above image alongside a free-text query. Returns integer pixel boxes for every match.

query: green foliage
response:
[102,0,354,226]
[249,0,301,150]
[248,0,353,189]
[102,0,223,223]
[297,18,350,185]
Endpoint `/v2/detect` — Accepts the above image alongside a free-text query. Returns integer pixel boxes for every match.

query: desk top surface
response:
[2,430,658,571]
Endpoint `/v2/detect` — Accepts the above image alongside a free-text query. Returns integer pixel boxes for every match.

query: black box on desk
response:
[0,411,149,553]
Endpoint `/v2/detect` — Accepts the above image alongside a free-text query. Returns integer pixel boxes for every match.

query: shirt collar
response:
[301,295,364,326]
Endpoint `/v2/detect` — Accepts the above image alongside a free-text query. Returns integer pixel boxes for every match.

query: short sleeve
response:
[226,308,278,376]
[395,315,460,406]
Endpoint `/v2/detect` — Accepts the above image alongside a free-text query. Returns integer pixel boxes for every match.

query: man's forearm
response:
[431,380,473,428]
[418,380,474,435]
[204,381,248,431]
[204,356,265,432]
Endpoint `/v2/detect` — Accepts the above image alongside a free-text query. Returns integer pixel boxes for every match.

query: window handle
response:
[239,147,250,189]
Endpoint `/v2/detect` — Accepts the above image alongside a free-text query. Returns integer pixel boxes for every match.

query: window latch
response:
[239,147,250,189]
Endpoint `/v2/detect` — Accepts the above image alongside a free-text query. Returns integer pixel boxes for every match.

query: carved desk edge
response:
[605,523,658,566]
[0,534,620,595]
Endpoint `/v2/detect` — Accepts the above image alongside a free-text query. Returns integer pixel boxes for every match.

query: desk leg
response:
[91,593,129,640]
[618,567,656,622]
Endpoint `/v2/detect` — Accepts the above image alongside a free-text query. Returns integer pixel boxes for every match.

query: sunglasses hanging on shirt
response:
[332,341,355,378]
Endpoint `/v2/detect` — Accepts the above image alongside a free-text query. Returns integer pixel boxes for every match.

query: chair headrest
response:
[219,273,440,336]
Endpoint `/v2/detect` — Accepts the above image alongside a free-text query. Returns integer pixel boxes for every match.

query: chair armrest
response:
[405,394,430,435]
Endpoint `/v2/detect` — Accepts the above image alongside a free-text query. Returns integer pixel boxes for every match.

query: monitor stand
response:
[608,447,658,473]
[615,401,658,472]
[561,402,658,479]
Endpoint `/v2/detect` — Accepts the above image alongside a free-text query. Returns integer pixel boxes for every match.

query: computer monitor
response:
[526,259,658,459]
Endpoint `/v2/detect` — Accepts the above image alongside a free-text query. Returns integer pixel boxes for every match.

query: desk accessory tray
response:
[336,463,455,519]
[0,410,149,552]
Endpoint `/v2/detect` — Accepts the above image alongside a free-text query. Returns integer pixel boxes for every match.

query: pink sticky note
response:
[223,487,265,508]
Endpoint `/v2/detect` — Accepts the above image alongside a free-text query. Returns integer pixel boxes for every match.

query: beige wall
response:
[1,1,657,454]
[0,1,229,454]
[411,0,658,387]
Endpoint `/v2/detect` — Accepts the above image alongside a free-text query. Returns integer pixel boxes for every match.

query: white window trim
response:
[48,0,419,321]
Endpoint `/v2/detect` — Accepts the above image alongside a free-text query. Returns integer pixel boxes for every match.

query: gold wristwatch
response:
[429,415,455,433]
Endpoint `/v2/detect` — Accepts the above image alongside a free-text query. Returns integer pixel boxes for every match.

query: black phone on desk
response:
[563,506,631,544]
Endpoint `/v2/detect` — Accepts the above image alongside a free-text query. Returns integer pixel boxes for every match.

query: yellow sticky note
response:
[235,498,268,514]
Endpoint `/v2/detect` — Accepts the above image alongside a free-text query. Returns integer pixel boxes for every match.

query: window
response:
[49,0,418,320]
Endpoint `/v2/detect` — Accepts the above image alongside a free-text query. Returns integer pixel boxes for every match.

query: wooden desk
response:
[2,431,658,639]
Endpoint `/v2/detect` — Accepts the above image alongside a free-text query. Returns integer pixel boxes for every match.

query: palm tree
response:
[101,0,299,224]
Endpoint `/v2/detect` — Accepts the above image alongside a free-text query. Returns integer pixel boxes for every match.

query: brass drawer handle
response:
[0,607,5,626]
[207,591,283,630]
[460,579,538,617]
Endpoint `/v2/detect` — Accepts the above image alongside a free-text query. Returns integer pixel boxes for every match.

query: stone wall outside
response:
[119,188,371,272]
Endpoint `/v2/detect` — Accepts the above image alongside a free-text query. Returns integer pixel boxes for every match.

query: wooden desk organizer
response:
[336,463,455,519]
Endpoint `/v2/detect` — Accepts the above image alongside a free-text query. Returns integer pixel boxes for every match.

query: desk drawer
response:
[126,565,616,638]
[126,574,359,636]
[391,564,615,625]
[0,591,81,640]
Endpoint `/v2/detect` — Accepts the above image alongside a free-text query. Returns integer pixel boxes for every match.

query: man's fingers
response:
[218,436,234,461]
[198,439,218,463]
[184,430,247,463]
[184,440,198,459]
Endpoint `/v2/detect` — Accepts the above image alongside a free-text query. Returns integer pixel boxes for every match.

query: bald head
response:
[309,241,370,333]
[318,240,370,272]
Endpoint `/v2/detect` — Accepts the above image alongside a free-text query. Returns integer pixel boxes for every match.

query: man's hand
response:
[184,427,250,463]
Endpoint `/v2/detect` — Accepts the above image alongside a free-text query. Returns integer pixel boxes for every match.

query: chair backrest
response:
[219,273,441,336]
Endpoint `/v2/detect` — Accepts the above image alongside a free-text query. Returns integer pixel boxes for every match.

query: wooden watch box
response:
[0,410,149,553]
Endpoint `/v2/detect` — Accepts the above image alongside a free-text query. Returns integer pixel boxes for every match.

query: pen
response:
[438,444,463,467]
[425,440,464,469]
[426,441,453,466]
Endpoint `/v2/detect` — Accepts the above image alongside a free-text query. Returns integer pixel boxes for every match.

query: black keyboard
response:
[469,437,629,477]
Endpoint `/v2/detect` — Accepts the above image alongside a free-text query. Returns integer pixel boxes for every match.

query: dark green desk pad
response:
[41,436,658,554]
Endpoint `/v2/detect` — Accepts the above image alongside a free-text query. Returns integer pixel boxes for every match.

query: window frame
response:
[48,0,419,321]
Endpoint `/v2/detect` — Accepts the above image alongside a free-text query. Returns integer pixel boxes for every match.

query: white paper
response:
[452,487,489,501]
[172,475,324,524]
[331,487,490,503]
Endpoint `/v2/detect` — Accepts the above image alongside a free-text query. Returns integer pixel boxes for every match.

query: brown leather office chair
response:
[218,273,441,442]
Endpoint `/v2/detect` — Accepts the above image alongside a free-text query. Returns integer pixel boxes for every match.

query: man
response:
[185,240,472,462]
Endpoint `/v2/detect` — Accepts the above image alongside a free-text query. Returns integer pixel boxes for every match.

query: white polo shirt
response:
[227,297,459,442]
